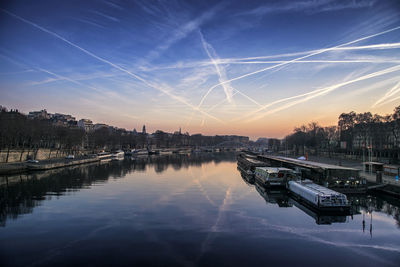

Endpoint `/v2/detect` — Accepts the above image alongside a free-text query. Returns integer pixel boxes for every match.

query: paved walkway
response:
[298,154,400,186]
[360,171,399,186]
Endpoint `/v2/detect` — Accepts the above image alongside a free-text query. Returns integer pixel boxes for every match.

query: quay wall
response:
[0,149,90,163]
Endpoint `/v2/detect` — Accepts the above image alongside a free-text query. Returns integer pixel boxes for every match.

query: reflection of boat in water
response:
[111,150,125,161]
[134,149,149,156]
[237,165,254,177]
[255,167,297,187]
[289,197,348,225]
[98,152,113,161]
[239,168,255,185]
[255,182,292,207]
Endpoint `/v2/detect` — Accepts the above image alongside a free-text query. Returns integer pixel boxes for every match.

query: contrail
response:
[37,68,102,93]
[222,42,400,62]
[379,94,400,107]
[219,59,400,65]
[244,64,400,122]
[142,42,400,71]
[197,25,400,108]
[372,81,400,108]
[36,68,138,108]
[1,9,223,123]
[199,31,234,103]
[187,31,262,125]
[199,32,263,108]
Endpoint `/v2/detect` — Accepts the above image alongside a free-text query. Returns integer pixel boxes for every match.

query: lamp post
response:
[362,143,365,173]
[368,143,372,176]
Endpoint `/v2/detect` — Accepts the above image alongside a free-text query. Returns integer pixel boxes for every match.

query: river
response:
[1,152,399,266]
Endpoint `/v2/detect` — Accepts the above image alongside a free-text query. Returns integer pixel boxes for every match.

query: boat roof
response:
[259,155,359,171]
[293,180,344,196]
[256,167,294,173]
[362,161,384,165]
[384,164,400,169]
[244,157,269,165]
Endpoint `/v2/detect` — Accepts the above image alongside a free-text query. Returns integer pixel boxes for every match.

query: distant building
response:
[142,125,146,134]
[51,113,76,127]
[78,119,94,132]
[28,109,50,120]
[94,123,109,131]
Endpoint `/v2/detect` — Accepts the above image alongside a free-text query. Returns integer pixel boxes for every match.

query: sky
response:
[0,0,400,139]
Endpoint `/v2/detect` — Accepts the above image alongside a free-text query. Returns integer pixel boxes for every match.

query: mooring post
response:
[376,171,382,184]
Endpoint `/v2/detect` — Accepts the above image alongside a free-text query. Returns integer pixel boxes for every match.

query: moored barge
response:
[288,180,350,212]
[255,167,297,187]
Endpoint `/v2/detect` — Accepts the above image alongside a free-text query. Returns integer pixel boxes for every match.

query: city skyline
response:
[1,0,400,139]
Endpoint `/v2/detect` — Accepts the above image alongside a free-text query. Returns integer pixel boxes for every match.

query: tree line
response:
[0,106,249,160]
[285,105,400,161]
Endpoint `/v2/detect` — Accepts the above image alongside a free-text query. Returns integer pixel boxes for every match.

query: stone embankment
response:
[0,156,100,175]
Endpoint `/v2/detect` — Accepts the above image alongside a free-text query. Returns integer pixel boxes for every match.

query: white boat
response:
[159,150,173,155]
[131,149,148,156]
[254,167,297,187]
[288,180,350,211]
[98,152,113,160]
[111,150,125,160]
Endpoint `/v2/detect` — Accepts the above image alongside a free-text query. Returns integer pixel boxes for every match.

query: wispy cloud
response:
[144,3,224,63]
[197,25,400,109]
[90,10,120,22]
[242,0,376,16]
[372,81,400,108]
[243,64,400,122]
[30,69,124,86]
[102,0,123,10]
[36,68,101,93]
[0,69,34,75]
[1,8,223,124]
[199,31,234,104]
[71,17,107,29]
[138,42,400,71]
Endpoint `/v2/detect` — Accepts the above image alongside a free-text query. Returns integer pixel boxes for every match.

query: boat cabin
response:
[255,167,297,187]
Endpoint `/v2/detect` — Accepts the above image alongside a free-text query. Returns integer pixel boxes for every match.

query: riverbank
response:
[0,156,100,175]
[278,153,400,197]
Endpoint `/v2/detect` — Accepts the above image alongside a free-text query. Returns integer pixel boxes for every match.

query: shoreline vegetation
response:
[0,105,399,165]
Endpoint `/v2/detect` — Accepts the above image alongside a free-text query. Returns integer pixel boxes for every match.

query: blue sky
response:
[1,0,400,138]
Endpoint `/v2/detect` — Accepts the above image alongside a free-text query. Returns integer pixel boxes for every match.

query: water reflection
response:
[239,170,400,227]
[0,152,235,227]
[1,152,400,266]
[254,182,292,208]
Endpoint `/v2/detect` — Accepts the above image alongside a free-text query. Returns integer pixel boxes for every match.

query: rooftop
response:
[260,155,359,171]
[256,167,294,173]
[295,180,344,196]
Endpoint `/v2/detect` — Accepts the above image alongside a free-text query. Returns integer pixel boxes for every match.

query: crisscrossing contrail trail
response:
[372,81,400,108]
[1,8,223,124]
[242,64,400,122]
[197,25,400,109]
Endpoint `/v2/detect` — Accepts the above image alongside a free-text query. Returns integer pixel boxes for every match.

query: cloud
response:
[90,10,120,22]
[372,81,400,108]
[197,25,400,109]
[1,8,223,124]
[244,64,400,122]
[144,3,224,62]
[199,31,234,104]
[138,42,400,71]
[30,69,125,86]
[242,0,376,16]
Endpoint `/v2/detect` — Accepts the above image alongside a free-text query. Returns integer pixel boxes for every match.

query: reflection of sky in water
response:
[1,154,400,266]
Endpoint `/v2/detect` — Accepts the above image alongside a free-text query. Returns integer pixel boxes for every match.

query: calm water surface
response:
[1,152,400,266]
